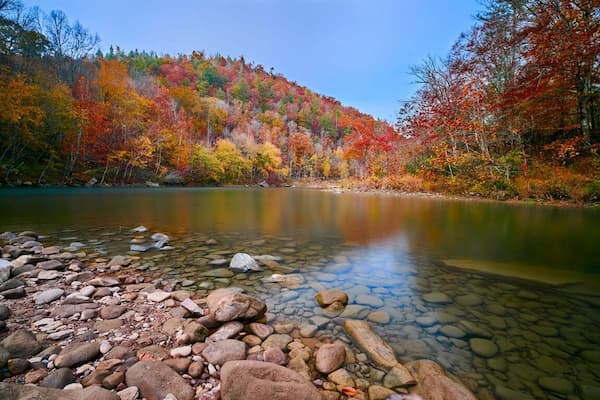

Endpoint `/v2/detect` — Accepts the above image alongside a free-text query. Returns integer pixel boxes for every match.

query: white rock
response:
[63,293,91,304]
[230,253,263,272]
[170,345,192,357]
[118,386,139,400]
[64,383,83,391]
[131,226,148,233]
[100,340,112,354]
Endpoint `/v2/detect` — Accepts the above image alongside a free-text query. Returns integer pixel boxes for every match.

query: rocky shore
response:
[0,230,481,400]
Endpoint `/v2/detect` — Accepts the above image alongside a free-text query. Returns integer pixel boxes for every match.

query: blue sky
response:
[28,0,481,121]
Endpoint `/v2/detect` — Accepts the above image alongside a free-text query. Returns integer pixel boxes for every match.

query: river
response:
[1,187,599,398]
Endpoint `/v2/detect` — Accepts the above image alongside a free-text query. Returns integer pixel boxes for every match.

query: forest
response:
[1,0,599,203]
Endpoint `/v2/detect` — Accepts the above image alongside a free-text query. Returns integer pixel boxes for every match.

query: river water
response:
[1,187,599,399]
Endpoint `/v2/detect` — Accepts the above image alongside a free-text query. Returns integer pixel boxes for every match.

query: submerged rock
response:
[406,359,477,400]
[344,320,397,368]
[206,288,267,322]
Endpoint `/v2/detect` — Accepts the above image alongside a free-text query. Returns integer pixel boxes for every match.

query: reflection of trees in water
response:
[0,188,598,271]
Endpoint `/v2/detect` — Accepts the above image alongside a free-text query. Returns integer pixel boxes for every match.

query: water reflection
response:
[1,187,598,274]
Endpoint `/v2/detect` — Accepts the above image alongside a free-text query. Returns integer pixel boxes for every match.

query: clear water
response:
[1,187,599,399]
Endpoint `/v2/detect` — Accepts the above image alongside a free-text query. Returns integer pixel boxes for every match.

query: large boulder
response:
[206,288,267,322]
[230,253,263,272]
[221,360,323,400]
[405,359,478,400]
[1,330,42,358]
[343,320,397,368]
[125,360,194,400]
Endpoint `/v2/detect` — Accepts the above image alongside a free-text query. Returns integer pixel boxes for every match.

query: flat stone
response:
[100,305,127,319]
[207,321,244,342]
[344,320,397,368]
[494,386,535,400]
[422,292,452,304]
[147,290,171,302]
[220,360,322,400]
[469,338,498,358]
[248,322,274,339]
[117,386,139,400]
[0,286,25,298]
[126,360,194,400]
[180,298,203,315]
[38,270,59,280]
[34,288,65,305]
[201,339,246,365]
[439,325,467,339]
[262,334,292,351]
[88,277,120,287]
[368,385,396,400]
[538,376,574,394]
[38,260,64,270]
[0,382,118,400]
[355,294,384,307]
[368,310,390,324]
[455,294,483,306]
[95,319,123,332]
[202,268,234,278]
[137,345,168,361]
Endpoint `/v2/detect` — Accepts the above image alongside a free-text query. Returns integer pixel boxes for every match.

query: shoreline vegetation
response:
[0,229,480,400]
[1,178,597,209]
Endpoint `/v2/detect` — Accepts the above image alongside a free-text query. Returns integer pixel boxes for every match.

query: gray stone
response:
[207,321,244,342]
[100,305,127,319]
[439,325,467,339]
[34,288,65,305]
[455,294,483,306]
[355,294,384,307]
[54,341,100,368]
[38,260,64,270]
[40,367,75,388]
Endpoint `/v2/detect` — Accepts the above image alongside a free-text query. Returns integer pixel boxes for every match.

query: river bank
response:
[0,230,482,400]
[291,179,600,209]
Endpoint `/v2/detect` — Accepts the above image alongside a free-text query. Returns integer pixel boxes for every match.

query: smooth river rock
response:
[315,343,346,374]
[220,360,323,400]
[206,288,267,322]
[406,359,477,400]
[54,341,100,368]
[126,360,194,400]
[344,320,397,368]
[201,339,247,365]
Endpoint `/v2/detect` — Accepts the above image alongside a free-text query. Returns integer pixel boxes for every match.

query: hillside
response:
[0,3,395,186]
